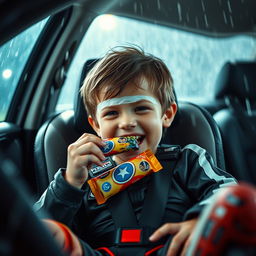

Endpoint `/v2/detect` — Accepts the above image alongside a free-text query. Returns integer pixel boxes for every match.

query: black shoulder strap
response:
[138,158,177,227]
[107,145,180,229]
[107,190,138,227]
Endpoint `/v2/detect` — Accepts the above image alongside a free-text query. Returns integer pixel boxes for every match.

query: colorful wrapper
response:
[88,149,162,205]
[88,157,117,178]
[101,136,139,156]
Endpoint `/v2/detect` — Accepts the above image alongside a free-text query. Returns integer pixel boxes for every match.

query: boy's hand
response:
[66,133,106,188]
[43,219,83,256]
[149,218,198,256]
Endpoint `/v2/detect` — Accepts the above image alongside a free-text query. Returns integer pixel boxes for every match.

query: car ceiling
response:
[0,0,256,46]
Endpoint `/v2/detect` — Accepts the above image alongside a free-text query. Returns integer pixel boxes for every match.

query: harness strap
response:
[139,160,174,227]
[106,146,180,250]
[108,190,138,227]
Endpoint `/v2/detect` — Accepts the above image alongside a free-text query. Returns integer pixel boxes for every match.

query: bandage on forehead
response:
[97,95,159,115]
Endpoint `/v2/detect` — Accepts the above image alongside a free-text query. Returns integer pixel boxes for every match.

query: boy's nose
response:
[118,114,137,130]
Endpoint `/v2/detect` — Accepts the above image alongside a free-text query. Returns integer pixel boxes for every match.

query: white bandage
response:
[97,95,159,115]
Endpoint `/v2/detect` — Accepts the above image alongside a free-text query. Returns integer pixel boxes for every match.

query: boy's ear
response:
[162,102,177,128]
[88,115,101,136]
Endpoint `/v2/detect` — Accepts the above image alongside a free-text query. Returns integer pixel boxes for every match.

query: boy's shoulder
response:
[156,144,181,160]
[157,143,206,160]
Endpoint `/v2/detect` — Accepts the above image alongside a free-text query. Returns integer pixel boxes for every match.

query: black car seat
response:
[213,61,256,184]
[34,59,226,196]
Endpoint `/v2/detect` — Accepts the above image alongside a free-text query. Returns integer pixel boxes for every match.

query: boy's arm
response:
[181,145,237,220]
[34,132,105,225]
[43,219,103,256]
[34,169,86,227]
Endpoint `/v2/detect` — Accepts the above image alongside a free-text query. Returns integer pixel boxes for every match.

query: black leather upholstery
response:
[34,59,226,196]
[213,61,256,184]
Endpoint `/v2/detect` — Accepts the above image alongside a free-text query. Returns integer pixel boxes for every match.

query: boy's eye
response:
[103,110,118,117]
[135,106,150,112]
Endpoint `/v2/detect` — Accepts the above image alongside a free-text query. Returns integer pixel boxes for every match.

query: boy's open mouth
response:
[135,135,145,145]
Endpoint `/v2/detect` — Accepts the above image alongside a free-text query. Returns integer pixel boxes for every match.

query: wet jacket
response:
[34,144,237,255]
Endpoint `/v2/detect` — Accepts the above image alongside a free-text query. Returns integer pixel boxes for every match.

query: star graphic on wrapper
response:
[117,167,130,179]
[102,141,114,154]
[104,144,110,150]
[112,162,135,184]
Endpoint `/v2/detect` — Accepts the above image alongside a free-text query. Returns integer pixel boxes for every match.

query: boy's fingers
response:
[166,230,190,256]
[73,134,106,147]
[76,134,106,148]
[79,154,105,168]
[180,235,192,256]
[76,142,106,161]
[149,223,180,241]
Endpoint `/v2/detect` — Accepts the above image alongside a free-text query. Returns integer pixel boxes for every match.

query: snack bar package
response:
[88,157,117,178]
[88,149,162,205]
[101,136,140,156]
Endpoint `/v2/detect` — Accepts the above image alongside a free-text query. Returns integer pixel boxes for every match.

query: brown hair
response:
[81,46,175,120]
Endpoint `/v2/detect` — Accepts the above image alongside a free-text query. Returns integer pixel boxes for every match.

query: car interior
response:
[0,0,256,255]
[34,58,226,196]
[213,61,256,183]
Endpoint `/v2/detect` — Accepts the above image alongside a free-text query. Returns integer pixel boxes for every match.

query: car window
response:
[0,19,48,122]
[57,14,256,112]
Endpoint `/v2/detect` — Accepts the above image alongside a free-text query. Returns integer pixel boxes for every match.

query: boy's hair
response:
[81,46,176,120]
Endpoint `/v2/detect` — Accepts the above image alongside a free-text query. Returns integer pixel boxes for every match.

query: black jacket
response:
[34,144,236,255]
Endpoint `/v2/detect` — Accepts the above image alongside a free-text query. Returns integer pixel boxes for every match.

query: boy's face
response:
[88,79,177,163]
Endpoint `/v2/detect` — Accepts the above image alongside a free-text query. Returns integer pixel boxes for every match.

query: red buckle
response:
[120,229,142,243]
[115,227,156,246]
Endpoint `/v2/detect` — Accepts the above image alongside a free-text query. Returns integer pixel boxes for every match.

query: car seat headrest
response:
[74,59,98,134]
[214,62,256,101]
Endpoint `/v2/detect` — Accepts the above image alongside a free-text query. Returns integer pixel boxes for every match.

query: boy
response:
[35,46,237,256]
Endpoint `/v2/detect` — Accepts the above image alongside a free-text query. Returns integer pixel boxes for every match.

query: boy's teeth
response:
[135,136,144,143]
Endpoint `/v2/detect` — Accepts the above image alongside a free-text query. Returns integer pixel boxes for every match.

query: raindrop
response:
[195,17,199,28]
[204,14,209,27]
[134,2,137,13]
[177,2,182,22]
[229,15,234,28]
[7,50,10,58]
[186,13,190,23]
[23,73,28,82]
[61,18,65,27]
[223,11,228,24]
[243,74,249,91]
[157,0,161,10]
[227,0,232,13]
[245,98,252,116]
[139,2,143,15]
[201,0,206,12]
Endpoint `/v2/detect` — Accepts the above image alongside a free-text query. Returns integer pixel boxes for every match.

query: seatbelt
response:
[105,145,180,254]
